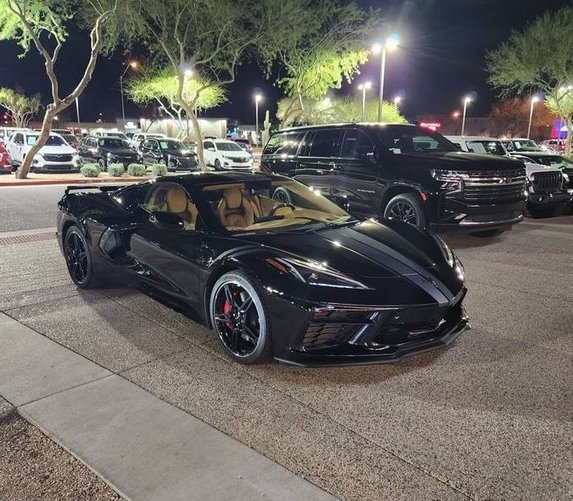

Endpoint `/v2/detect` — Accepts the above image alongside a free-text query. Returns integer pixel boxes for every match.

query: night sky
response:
[0,0,569,124]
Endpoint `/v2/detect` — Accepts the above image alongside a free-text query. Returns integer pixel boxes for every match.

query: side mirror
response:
[149,212,184,230]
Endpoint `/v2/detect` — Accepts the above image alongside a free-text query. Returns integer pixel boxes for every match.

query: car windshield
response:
[98,138,130,148]
[377,126,458,153]
[216,142,243,152]
[467,140,506,156]
[535,155,573,169]
[26,135,65,146]
[158,140,183,151]
[506,139,542,152]
[203,179,354,233]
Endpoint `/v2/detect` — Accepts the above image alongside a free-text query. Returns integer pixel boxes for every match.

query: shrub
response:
[80,163,100,177]
[127,163,146,176]
[151,163,168,176]
[107,163,125,177]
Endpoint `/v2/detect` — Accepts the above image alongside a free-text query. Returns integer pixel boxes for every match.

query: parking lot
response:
[0,186,571,500]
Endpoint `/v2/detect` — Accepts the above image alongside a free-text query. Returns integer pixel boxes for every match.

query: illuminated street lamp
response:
[254,93,262,147]
[393,96,402,107]
[371,33,400,122]
[527,96,540,139]
[461,96,472,136]
[357,82,372,121]
[75,97,80,125]
[120,60,139,123]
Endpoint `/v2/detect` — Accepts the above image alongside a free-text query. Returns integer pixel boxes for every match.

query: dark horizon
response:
[0,0,569,125]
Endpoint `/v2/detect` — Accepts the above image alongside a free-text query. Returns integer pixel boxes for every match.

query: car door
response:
[294,128,343,196]
[203,140,215,166]
[262,131,306,176]
[330,128,380,215]
[126,181,203,308]
[77,137,91,162]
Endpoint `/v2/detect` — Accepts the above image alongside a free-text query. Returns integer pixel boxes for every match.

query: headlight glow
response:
[433,234,454,267]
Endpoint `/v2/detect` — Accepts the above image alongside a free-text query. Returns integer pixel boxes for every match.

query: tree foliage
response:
[265,0,380,126]
[0,87,42,128]
[0,0,122,177]
[277,96,405,127]
[486,6,573,153]
[488,98,557,139]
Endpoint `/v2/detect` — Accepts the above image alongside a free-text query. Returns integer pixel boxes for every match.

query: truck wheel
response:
[383,193,428,229]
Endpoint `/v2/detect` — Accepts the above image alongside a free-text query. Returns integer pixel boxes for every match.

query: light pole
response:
[120,61,138,124]
[75,97,80,125]
[461,96,472,136]
[527,96,540,139]
[371,33,399,122]
[357,82,372,121]
[254,93,262,147]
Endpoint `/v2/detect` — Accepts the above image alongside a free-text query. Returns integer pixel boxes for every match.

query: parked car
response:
[539,139,565,155]
[6,131,80,172]
[501,138,543,153]
[261,123,527,236]
[138,138,198,171]
[77,136,138,171]
[233,138,253,153]
[508,151,573,216]
[60,132,80,149]
[57,172,468,365]
[129,132,167,148]
[0,126,29,145]
[0,144,11,173]
[445,136,508,156]
[203,139,254,170]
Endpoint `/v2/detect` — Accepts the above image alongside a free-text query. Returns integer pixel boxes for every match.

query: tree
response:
[486,6,573,154]
[489,98,557,139]
[264,0,380,127]
[122,0,279,168]
[277,96,405,127]
[0,87,42,128]
[0,0,121,178]
[127,68,226,141]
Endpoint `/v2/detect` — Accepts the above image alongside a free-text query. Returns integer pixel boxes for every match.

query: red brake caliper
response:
[223,297,233,329]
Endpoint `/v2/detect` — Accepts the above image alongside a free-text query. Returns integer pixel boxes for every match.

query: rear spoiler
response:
[64,184,127,195]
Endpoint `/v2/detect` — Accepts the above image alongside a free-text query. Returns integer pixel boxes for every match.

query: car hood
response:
[237,219,460,289]
[162,149,194,157]
[35,145,77,155]
[102,147,137,156]
[396,151,523,171]
[220,150,251,159]
[523,163,562,176]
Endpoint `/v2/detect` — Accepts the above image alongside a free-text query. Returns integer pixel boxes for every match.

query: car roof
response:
[446,135,501,141]
[276,122,417,133]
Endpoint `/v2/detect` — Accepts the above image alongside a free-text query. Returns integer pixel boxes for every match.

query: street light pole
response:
[461,96,472,136]
[527,96,539,139]
[75,97,80,125]
[372,33,399,123]
[358,82,371,121]
[254,94,262,147]
[120,61,138,125]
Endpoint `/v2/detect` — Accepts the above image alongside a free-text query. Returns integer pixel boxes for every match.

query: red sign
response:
[420,122,441,131]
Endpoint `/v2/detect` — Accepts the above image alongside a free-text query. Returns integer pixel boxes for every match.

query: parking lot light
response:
[527,96,540,139]
[120,60,140,124]
[358,82,372,121]
[461,95,473,136]
[371,33,400,122]
[254,93,263,147]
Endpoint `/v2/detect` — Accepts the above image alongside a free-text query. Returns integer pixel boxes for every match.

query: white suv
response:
[203,139,253,170]
[6,131,80,172]
[130,132,167,149]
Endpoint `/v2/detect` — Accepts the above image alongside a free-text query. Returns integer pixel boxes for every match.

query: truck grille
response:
[530,171,563,193]
[454,169,526,202]
[44,154,73,162]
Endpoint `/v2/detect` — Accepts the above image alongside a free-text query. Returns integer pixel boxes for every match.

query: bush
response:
[107,163,125,177]
[127,163,146,176]
[151,163,168,176]
[80,163,100,178]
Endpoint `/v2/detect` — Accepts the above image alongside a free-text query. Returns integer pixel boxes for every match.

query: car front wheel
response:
[209,271,271,364]
[383,193,428,229]
[63,225,100,288]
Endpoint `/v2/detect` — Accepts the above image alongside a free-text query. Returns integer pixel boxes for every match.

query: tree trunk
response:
[188,112,206,170]
[565,118,572,157]
[16,106,57,179]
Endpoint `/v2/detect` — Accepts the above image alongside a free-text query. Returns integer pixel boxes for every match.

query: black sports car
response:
[57,172,469,366]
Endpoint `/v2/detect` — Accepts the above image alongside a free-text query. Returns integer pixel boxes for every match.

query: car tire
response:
[383,193,428,229]
[98,159,107,172]
[209,271,272,364]
[63,225,101,289]
[214,159,222,171]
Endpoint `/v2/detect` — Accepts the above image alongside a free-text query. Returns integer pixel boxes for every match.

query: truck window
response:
[308,129,343,157]
[340,129,375,159]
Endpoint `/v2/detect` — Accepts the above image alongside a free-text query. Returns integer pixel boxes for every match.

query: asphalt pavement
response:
[0,185,571,500]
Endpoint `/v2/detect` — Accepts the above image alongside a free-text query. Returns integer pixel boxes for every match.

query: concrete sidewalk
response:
[0,312,334,501]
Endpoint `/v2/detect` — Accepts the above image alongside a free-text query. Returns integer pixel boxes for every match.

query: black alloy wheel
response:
[64,226,97,288]
[209,271,271,364]
[383,193,427,229]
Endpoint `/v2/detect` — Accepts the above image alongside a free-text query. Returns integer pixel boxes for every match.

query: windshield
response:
[216,141,243,152]
[158,140,183,151]
[378,126,458,153]
[467,140,506,156]
[98,138,130,148]
[26,135,66,146]
[534,155,573,169]
[203,179,353,233]
[505,139,541,152]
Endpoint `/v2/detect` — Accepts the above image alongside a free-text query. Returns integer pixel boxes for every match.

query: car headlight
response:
[563,172,570,183]
[433,234,454,267]
[454,256,465,282]
[430,169,462,191]
[266,257,372,289]
[107,152,115,160]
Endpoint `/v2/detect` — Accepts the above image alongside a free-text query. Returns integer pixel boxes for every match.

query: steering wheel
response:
[269,203,296,217]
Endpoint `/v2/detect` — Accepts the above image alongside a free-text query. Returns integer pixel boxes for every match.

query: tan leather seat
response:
[166,187,197,229]
[217,187,254,229]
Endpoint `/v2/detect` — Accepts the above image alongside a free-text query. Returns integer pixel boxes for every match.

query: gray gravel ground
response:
[0,209,571,500]
[0,412,122,501]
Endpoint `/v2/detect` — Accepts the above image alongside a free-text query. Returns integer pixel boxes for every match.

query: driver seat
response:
[166,186,197,229]
[217,187,254,229]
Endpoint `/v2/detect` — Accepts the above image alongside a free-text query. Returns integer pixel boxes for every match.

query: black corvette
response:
[57,172,469,366]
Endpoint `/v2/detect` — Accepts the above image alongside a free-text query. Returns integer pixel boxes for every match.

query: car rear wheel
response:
[383,193,428,229]
[209,271,271,364]
[63,225,100,288]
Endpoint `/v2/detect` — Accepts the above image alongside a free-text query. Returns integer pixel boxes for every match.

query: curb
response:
[0,176,149,188]
[0,396,15,421]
